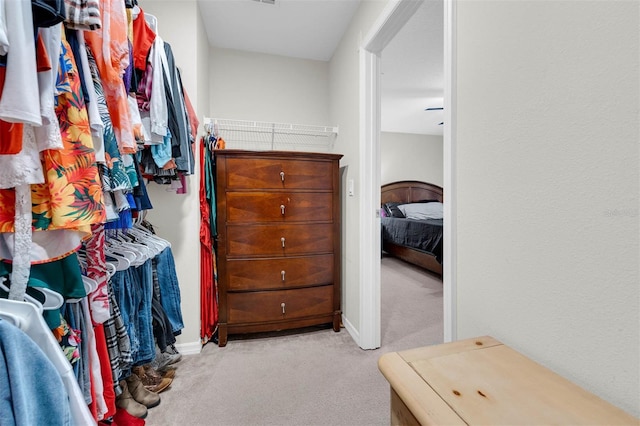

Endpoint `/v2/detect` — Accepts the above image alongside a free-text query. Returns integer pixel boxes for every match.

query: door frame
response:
[358,0,457,349]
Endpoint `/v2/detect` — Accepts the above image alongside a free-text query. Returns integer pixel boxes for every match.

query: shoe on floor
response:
[160,367,176,380]
[126,373,161,408]
[116,380,148,419]
[140,364,173,393]
[150,349,182,371]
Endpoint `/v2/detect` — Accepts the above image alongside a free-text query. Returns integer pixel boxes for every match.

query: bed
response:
[381,181,443,276]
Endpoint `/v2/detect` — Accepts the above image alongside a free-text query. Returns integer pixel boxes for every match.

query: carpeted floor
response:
[145,255,443,426]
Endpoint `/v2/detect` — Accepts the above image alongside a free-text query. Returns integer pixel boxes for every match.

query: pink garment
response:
[86,224,110,324]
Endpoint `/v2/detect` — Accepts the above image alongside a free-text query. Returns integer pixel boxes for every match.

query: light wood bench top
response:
[378,336,638,425]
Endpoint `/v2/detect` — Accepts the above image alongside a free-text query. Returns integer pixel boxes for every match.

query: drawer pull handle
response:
[280,204,285,215]
[281,270,286,281]
[281,302,286,314]
[281,237,285,248]
[280,171,285,182]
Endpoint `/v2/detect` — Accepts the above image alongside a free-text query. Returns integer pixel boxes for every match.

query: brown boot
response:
[141,364,173,393]
[116,379,148,419]
[158,364,177,379]
[126,372,161,408]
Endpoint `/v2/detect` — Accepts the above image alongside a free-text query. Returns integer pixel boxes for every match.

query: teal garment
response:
[150,130,173,168]
[0,253,86,329]
[204,139,216,236]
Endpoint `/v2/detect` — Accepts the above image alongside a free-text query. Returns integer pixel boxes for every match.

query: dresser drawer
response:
[226,255,334,291]
[227,285,334,324]
[226,192,333,223]
[226,223,333,256]
[225,158,334,190]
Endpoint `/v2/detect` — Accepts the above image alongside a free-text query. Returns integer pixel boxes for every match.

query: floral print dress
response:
[0,38,105,237]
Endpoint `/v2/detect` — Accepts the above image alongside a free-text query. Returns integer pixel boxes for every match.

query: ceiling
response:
[198,0,444,136]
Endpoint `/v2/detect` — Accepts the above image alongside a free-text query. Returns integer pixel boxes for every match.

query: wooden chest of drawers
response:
[214,150,343,346]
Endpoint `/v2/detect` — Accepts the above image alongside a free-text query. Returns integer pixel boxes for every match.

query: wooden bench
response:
[378,336,638,425]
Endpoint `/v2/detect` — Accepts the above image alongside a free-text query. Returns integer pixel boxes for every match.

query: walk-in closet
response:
[0,1,193,423]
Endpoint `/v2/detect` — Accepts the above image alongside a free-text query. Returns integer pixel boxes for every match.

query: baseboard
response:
[174,341,202,356]
[342,314,361,347]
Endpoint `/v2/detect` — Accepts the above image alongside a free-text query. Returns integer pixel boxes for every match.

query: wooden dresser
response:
[378,336,638,425]
[214,150,343,346]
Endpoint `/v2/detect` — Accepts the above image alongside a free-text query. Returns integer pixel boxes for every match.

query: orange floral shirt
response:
[0,39,105,234]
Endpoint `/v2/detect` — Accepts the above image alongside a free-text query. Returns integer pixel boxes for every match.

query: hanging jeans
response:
[133,259,154,365]
[111,259,154,367]
[154,247,184,335]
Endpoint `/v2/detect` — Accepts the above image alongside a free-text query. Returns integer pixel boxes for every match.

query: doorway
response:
[358,0,456,350]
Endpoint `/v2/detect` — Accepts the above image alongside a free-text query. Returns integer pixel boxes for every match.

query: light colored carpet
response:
[145,255,443,426]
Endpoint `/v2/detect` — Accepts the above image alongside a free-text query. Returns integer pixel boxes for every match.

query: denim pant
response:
[134,259,154,365]
[111,269,139,363]
[154,247,184,335]
[112,259,155,366]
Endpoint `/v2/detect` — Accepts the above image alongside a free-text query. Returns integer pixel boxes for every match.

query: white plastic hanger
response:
[0,279,43,313]
[82,276,98,294]
[66,276,99,303]
[0,298,95,424]
[133,222,171,250]
[26,286,64,310]
[105,262,116,280]
[0,310,23,328]
[104,250,131,272]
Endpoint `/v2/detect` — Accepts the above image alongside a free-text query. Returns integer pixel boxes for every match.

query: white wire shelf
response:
[203,117,338,151]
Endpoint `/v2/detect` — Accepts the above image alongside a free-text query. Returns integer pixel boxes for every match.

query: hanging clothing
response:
[0,318,72,426]
[200,136,218,343]
[162,42,193,174]
[0,299,94,425]
[83,0,136,155]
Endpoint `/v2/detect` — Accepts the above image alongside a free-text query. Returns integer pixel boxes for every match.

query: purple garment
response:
[123,39,134,93]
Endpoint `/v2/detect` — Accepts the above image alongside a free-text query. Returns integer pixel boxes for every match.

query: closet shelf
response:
[203,117,338,151]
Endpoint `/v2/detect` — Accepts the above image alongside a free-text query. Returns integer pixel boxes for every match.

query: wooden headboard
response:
[381,180,443,205]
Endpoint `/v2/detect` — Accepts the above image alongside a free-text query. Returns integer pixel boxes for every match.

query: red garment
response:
[94,325,117,418]
[0,67,23,155]
[132,8,156,71]
[199,138,217,342]
[113,408,145,425]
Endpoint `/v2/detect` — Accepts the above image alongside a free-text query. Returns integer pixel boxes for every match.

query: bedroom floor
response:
[380,253,444,349]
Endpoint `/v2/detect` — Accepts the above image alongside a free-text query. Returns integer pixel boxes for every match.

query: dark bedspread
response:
[381,217,443,263]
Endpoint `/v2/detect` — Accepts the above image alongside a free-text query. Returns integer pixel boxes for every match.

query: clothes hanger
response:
[105,262,116,280]
[0,279,44,313]
[66,276,98,303]
[125,227,163,255]
[82,276,98,294]
[105,238,140,263]
[0,298,95,425]
[0,276,63,310]
[132,222,171,250]
[104,250,131,272]
[0,310,24,328]
[107,230,149,263]
[25,286,64,310]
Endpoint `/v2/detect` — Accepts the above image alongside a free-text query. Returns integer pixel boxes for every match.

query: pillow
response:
[383,202,405,218]
[397,202,443,220]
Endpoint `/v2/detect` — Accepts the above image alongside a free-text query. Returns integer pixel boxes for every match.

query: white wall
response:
[455,0,639,416]
[141,0,208,351]
[329,0,388,336]
[208,47,331,151]
[381,132,443,186]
